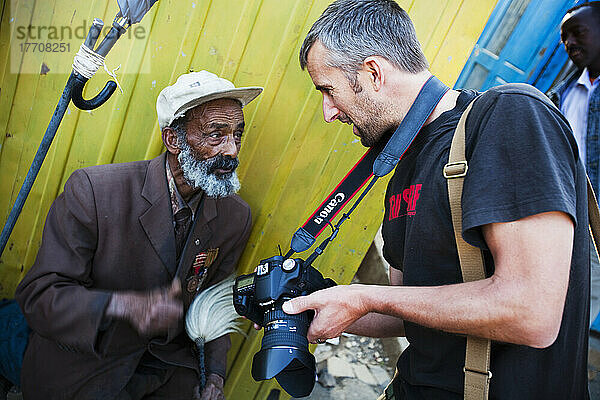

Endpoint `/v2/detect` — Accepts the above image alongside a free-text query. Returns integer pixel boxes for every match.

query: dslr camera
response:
[233,255,336,398]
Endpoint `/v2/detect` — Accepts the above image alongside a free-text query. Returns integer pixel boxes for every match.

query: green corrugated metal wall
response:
[0,0,496,398]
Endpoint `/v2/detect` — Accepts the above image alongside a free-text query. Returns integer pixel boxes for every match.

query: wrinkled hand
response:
[282,285,369,343]
[193,373,224,400]
[106,279,183,336]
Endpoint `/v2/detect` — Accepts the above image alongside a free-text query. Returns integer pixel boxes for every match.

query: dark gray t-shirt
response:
[382,84,589,399]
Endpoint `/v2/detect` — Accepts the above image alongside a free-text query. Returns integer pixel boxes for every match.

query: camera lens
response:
[261,308,309,348]
[251,305,316,398]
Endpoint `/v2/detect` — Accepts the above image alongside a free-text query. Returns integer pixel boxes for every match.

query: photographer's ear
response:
[162,126,181,156]
[362,56,385,92]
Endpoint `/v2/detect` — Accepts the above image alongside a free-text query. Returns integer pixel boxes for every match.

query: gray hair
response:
[299,0,429,76]
[170,115,188,147]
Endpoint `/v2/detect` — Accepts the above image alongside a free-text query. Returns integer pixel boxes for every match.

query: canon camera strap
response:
[287,75,449,256]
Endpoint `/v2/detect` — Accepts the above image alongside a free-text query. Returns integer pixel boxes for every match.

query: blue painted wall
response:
[455,0,583,92]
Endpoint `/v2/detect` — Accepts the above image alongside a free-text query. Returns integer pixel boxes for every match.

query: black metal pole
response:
[0,73,76,256]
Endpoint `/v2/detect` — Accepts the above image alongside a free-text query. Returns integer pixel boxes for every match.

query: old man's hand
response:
[106,278,183,336]
[193,373,225,400]
[282,284,369,343]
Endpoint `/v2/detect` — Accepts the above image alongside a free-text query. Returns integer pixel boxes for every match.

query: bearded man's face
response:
[175,98,245,198]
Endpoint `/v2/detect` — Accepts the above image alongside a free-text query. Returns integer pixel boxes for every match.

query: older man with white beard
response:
[16,71,262,400]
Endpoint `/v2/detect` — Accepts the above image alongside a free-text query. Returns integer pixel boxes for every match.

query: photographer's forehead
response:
[306,41,339,89]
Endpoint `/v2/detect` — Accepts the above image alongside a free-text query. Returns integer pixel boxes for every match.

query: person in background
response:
[549,1,599,193]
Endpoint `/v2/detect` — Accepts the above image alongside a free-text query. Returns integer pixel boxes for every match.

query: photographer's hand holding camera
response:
[282,284,374,343]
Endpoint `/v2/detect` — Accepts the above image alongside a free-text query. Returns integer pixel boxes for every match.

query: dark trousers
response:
[117,354,198,400]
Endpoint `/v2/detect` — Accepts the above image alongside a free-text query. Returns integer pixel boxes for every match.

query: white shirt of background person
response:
[561,68,599,164]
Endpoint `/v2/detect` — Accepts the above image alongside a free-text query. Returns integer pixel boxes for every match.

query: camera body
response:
[233,255,335,325]
[233,255,336,398]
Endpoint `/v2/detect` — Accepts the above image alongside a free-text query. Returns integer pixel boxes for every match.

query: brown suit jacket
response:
[15,153,252,399]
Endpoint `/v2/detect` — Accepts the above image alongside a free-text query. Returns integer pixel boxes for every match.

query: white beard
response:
[177,144,241,198]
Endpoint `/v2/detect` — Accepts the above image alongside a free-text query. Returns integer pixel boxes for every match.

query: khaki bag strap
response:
[443,100,491,400]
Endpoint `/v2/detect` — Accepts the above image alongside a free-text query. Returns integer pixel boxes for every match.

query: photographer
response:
[282,1,590,398]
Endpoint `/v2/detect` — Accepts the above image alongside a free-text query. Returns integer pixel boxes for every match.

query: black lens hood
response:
[252,347,316,397]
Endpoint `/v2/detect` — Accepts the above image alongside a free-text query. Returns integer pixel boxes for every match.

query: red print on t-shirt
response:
[388,184,422,220]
